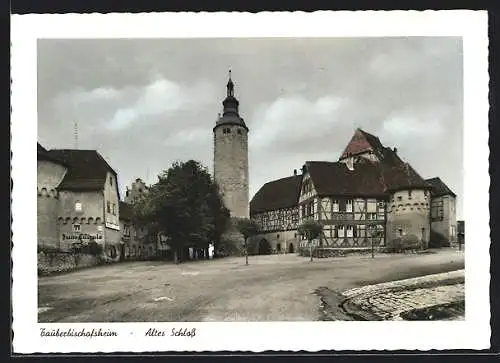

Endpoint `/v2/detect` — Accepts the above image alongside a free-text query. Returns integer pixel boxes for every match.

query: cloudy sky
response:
[37,37,463,218]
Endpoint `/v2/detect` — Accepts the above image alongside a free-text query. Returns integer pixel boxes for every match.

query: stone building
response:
[37,143,122,261]
[213,71,249,219]
[426,177,458,246]
[250,128,458,252]
[118,201,156,260]
[124,177,149,204]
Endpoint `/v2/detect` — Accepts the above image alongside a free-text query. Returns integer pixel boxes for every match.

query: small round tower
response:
[213,71,249,219]
[385,164,432,250]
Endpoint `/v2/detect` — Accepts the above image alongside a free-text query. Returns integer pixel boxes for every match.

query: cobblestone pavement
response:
[342,270,465,320]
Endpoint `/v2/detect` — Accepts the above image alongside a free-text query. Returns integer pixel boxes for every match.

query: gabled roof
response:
[46,149,118,192]
[340,128,385,160]
[119,201,133,221]
[306,161,387,197]
[305,150,430,198]
[425,177,456,197]
[250,174,303,215]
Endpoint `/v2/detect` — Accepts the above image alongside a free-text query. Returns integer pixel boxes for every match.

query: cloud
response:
[163,128,211,148]
[105,78,214,131]
[249,95,345,150]
[381,115,444,139]
[53,86,123,108]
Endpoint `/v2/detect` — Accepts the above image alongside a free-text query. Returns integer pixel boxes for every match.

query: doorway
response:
[288,243,295,253]
[258,239,271,255]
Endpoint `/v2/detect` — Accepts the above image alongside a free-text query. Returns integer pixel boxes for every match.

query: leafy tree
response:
[236,218,259,265]
[133,160,229,263]
[297,219,323,262]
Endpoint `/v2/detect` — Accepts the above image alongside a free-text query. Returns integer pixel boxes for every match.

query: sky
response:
[37,37,464,219]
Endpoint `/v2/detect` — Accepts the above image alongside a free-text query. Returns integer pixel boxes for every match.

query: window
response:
[398,229,403,237]
[332,199,339,212]
[75,202,82,212]
[397,196,402,201]
[237,129,242,135]
[431,200,444,221]
[277,234,280,239]
[346,225,353,237]
[73,224,81,232]
[338,225,345,238]
[110,176,113,186]
[107,201,111,213]
[223,127,231,134]
[138,188,142,193]
[112,203,116,215]
[408,190,412,199]
[346,200,353,213]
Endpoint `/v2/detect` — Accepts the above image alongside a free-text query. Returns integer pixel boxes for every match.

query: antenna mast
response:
[74,120,79,149]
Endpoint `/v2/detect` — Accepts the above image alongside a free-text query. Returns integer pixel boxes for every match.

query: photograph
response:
[10,10,490,353]
[36,36,465,323]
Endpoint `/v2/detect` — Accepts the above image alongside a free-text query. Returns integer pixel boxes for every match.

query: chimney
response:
[393,147,398,153]
[293,169,297,176]
[346,157,354,171]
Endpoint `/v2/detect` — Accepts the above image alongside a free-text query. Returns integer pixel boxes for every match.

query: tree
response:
[297,219,323,262]
[133,160,229,264]
[236,218,259,265]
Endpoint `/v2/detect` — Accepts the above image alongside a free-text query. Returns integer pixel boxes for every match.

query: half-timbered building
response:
[249,172,302,254]
[250,128,458,252]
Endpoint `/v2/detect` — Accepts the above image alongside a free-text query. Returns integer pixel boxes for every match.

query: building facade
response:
[249,172,302,254]
[426,177,458,246]
[119,200,156,260]
[250,128,457,251]
[124,178,149,204]
[37,143,122,261]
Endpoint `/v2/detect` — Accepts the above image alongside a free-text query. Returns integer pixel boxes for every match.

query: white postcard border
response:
[11,10,490,353]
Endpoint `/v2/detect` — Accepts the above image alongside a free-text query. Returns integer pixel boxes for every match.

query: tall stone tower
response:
[213,71,249,219]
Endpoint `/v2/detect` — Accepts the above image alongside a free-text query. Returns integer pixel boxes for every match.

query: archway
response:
[258,239,271,255]
[288,243,295,253]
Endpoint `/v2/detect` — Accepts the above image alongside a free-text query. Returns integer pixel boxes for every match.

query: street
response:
[38,249,464,322]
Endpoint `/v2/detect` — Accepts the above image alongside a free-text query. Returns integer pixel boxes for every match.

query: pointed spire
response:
[227,69,234,97]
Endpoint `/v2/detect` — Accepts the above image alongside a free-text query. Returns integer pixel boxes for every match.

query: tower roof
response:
[214,71,248,132]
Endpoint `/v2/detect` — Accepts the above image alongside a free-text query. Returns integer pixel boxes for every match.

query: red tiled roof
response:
[250,174,303,215]
[47,149,118,192]
[340,128,385,159]
[426,177,456,197]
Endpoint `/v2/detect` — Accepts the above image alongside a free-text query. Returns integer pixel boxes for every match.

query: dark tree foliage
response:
[133,160,230,263]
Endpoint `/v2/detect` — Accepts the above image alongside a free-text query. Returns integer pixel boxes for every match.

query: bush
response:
[37,244,60,254]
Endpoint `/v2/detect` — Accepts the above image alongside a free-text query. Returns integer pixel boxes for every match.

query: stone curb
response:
[342,269,465,299]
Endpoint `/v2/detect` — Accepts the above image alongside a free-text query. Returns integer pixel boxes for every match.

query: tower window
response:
[75,201,82,212]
